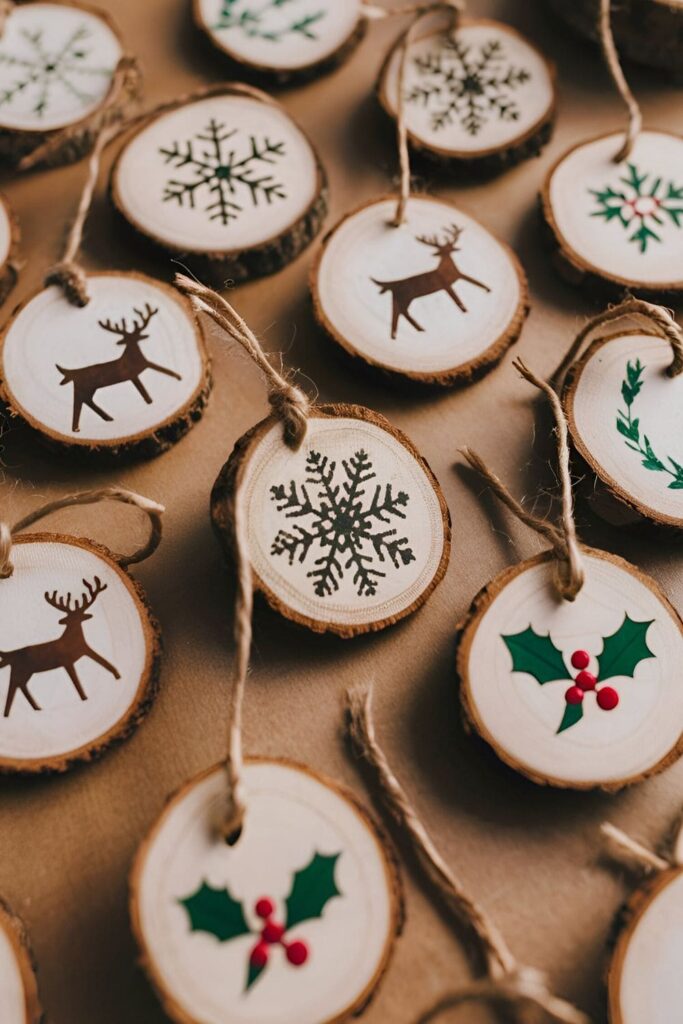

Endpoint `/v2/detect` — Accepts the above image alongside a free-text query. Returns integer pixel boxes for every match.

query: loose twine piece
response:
[598,0,642,162]
[0,486,164,579]
[462,358,585,602]
[601,816,683,875]
[346,684,590,1024]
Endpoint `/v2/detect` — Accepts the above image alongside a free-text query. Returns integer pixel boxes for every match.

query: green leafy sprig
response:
[617,359,683,490]
[214,0,326,42]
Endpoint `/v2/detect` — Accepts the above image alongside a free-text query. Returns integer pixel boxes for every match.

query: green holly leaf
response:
[285,852,342,931]
[246,958,266,992]
[557,701,583,734]
[179,881,251,942]
[502,626,569,684]
[597,615,655,681]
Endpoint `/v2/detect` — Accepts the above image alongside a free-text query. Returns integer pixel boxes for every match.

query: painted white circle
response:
[133,761,397,1024]
[0,2,121,133]
[240,414,447,630]
[314,196,524,377]
[381,18,554,156]
[568,333,683,527]
[113,93,320,254]
[1,275,204,445]
[196,0,362,72]
[0,917,27,1024]
[547,131,683,289]
[463,550,683,787]
[0,539,150,768]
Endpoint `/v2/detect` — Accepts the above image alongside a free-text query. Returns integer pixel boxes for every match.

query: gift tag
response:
[457,546,683,789]
[193,0,366,80]
[211,404,451,637]
[378,15,556,169]
[0,192,19,307]
[0,272,210,459]
[542,130,683,294]
[0,900,42,1024]
[131,759,401,1024]
[0,533,160,773]
[563,330,683,529]
[311,194,528,384]
[111,85,327,283]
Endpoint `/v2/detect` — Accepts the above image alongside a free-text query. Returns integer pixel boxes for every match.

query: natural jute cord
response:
[598,0,642,162]
[601,815,683,875]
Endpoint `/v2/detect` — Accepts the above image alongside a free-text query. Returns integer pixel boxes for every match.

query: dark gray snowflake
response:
[406,36,531,135]
[159,118,287,226]
[270,449,416,598]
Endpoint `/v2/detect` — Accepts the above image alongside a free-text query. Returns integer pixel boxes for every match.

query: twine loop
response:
[598,0,641,162]
[45,260,90,308]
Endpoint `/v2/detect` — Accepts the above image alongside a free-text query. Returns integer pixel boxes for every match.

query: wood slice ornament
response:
[0,488,163,774]
[0,900,42,1024]
[0,191,20,307]
[111,84,327,284]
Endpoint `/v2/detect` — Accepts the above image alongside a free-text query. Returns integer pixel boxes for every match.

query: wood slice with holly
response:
[377,14,556,172]
[0,272,211,460]
[0,533,161,774]
[563,329,683,529]
[110,84,328,285]
[130,758,402,1024]
[310,194,529,386]
[456,546,683,790]
[541,129,683,295]
[0,899,42,1024]
[211,403,451,638]
[0,192,19,307]
[193,0,367,82]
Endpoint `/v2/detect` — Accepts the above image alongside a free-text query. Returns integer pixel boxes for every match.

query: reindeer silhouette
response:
[371,224,491,339]
[56,304,182,433]
[0,577,120,718]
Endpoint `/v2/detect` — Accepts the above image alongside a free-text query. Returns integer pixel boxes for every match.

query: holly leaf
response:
[557,701,584,734]
[246,958,266,992]
[285,852,342,930]
[502,626,569,684]
[179,881,251,942]
[597,615,655,681]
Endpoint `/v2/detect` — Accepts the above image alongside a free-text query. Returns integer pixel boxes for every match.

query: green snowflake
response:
[590,163,683,253]
[616,359,683,489]
[214,0,326,42]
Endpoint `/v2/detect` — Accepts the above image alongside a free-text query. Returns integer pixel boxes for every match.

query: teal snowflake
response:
[590,163,683,254]
[213,0,325,42]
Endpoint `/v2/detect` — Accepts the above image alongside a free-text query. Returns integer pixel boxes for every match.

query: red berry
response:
[571,650,590,670]
[255,897,275,919]
[597,686,619,711]
[565,686,584,705]
[262,920,285,944]
[286,940,309,966]
[575,670,597,692]
[250,942,269,969]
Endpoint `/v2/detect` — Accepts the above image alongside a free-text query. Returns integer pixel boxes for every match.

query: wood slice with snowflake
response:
[378,14,556,172]
[193,0,367,82]
[563,330,683,530]
[456,546,683,790]
[111,84,327,284]
[0,533,161,774]
[211,404,451,638]
[0,272,211,460]
[310,194,529,385]
[130,758,402,1024]
[0,900,42,1024]
[542,130,683,295]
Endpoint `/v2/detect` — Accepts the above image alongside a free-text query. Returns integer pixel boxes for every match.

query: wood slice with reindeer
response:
[0,899,42,1024]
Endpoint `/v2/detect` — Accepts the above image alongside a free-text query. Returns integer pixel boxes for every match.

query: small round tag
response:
[131,759,402,1024]
[211,404,451,637]
[311,194,528,384]
[0,900,42,1024]
[457,546,683,790]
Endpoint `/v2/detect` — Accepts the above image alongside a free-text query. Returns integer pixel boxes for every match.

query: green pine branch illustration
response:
[617,359,683,489]
[214,0,326,42]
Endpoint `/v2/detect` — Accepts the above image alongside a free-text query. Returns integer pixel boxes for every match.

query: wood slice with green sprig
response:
[0,899,42,1024]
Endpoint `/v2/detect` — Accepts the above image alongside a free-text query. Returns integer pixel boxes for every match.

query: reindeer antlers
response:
[417,223,463,251]
[44,577,108,613]
[98,303,159,338]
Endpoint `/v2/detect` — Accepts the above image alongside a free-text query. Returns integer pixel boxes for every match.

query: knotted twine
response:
[0,486,164,580]
[598,0,642,162]
[346,685,590,1024]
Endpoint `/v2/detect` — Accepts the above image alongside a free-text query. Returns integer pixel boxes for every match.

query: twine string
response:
[0,486,164,579]
[415,971,589,1024]
[598,0,641,162]
[0,0,13,38]
[600,823,670,874]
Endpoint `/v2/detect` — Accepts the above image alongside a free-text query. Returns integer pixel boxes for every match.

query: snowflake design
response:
[269,449,417,598]
[0,24,113,118]
[159,119,287,226]
[405,36,531,135]
[590,164,683,253]
[214,0,326,42]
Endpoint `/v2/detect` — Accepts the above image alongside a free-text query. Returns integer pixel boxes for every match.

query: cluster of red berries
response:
[564,650,619,711]
[249,897,309,971]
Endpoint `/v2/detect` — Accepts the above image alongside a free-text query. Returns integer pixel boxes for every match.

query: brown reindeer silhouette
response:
[0,577,120,718]
[56,304,182,433]
[371,224,491,339]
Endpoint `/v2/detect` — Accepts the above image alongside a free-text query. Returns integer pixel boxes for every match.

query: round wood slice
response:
[456,545,683,790]
[110,83,328,285]
[193,0,367,82]
[0,1,134,168]
[541,129,683,295]
[378,14,556,172]
[130,757,402,1024]
[310,194,529,385]
[0,192,19,307]
[0,271,211,460]
[211,403,451,638]
[563,329,683,530]
[0,899,42,1024]
[0,533,161,774]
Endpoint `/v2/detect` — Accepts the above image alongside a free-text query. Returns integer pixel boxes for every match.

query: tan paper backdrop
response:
[0,1,681,1021]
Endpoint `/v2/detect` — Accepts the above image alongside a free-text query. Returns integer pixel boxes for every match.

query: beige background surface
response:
[0,2,681,1022]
